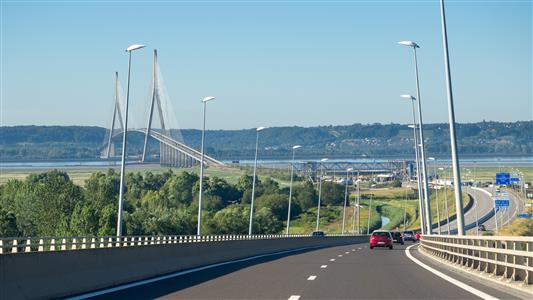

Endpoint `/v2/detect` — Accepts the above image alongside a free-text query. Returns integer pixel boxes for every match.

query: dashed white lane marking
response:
[345,251,350,254]
[67,245,325,300]
[358,247,363,250]
[405,244,499,300]
[329,258,336,262]
[337,254,343,257]
[320,265,328,268]
[307,275,317,281]
[288,296,300,300]
[351,249,356,251]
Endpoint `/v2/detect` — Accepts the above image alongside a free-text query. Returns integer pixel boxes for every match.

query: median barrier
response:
[0,234,367,299]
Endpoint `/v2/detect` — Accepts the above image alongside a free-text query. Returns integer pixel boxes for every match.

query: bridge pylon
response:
[104,72,124,159]
[142,49,168,163]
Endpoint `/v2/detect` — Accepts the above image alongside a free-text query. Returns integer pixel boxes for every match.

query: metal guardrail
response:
[420,235,533,286]
[0,233,359,254]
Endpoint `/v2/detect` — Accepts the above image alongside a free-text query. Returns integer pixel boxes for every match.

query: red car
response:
[370,230,393,249]
[415,232,421,241]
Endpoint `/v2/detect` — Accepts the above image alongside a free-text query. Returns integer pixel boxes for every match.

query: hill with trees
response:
[1,121,531,160]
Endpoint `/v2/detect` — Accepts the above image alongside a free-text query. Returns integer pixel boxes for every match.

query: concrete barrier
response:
[0,236,367,299]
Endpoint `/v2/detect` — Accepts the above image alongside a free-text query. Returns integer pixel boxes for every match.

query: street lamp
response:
[116,43,145,237]
[439,167,451,234]
[404,95,427,234]
[342,168,353,234]
[398,39,432,235]
[286,145,301,235]
[439,0,466,235]
[197,96,216,236]
[316,158,328,232]
[429,157,441,234]
[248,126,266,235]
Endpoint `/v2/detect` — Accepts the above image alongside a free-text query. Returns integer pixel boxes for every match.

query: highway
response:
[80,242,522,300]
[439,186,523,234]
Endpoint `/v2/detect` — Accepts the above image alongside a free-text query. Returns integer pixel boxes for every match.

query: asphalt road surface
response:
[82,242,522,300]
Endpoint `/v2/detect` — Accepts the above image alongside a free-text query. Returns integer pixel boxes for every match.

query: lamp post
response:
[316,158,328,232]
[286,145,301,234]
[342,168,353,234]
[116,44,145,237]
[399,41,432,235]
[439,0,466,235]
[429,157,441,234]
[197,96,216,236]
[439,167,451,234]
[249,126,266,236]
[404,96,426,234]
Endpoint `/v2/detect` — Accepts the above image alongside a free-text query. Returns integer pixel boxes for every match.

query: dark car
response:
[390,231,404,245]
[402,230,416,242]
[311,231,325,237]
[370,230,393,249]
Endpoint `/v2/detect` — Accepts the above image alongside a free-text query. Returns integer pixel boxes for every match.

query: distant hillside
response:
[1,121,531,161]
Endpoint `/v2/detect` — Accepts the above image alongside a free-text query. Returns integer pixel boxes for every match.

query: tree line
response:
[0,169,347,237]
[1,121,531,160]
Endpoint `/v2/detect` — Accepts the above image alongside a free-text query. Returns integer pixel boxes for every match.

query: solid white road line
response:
[405,244,499,300]
[320,265,328,269]
[307,275,317,281]
[67,245,325,300]
[329,258,336,262]
[288,295,300,300]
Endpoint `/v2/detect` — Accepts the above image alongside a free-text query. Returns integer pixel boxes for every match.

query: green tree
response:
[98,204,117,236]
[256,193,289,220]
[254,207,283,234]
[320,181,344,206]
[0,209,19,237]
[293,181,318,211]
[207,204,249,234]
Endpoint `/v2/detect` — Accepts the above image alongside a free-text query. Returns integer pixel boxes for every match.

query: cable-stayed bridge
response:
[101,50,224,168]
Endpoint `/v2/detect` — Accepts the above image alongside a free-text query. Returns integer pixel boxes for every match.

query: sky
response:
[1,0,531,130]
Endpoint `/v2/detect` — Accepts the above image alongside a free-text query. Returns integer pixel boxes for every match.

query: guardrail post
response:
[24,239,31,252]
[90,238,96,248]
[61,238,67,250]
[12,239,18,253]
[72,238,77,250]
[524,242,533,284]
[38,239,44,252]
[81,238,87,249]
[50,239,56,251]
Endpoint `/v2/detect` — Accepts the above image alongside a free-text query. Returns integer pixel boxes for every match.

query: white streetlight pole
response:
[116,44,145,237]
[286,145,301,234]
[399,41,432,235]
[316,158,328,232]
[429,157,441,234]
[405,99,426,235]
[439,167,451,234]
[248,126,266,236]
[197,96,216,236]
[439,0,466,235]
[342,168,353,234]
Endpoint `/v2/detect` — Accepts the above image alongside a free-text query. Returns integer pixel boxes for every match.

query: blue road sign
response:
[517,213,532,218]
[495,173,510,185]
[495,199,510,207]
[510,177,520,184]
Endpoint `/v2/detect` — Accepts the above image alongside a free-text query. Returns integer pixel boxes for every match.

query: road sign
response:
[495,173,510,185]
[517,213,532,218]
[510,177,520,184]
[494,199,510,207]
